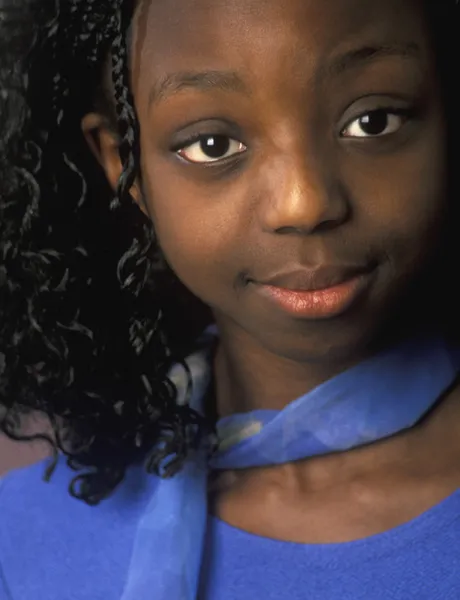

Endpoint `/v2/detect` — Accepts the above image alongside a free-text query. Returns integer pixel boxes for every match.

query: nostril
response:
[314,217,346,234]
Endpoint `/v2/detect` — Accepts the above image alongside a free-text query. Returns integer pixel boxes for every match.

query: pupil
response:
[360,110,388,135]
[201,135,230,158]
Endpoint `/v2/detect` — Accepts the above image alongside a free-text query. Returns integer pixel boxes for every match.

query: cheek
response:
[142,174,245,301]
[349,135,447,268]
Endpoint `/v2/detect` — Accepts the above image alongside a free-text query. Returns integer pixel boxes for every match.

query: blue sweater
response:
[1,457,460,599]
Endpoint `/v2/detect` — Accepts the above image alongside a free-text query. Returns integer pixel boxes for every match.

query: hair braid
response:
[111,2,139,209]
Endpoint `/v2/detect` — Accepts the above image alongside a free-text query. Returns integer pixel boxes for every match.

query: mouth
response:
[252,264,376,319]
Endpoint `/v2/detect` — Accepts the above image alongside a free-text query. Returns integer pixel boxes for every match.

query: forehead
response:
[131,0,432,103]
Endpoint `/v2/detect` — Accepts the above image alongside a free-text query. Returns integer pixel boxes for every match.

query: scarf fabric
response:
[120,330,460,599]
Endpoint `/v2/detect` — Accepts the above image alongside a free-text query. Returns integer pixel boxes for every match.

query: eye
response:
[341,109,409,138]
[176,134,247,164]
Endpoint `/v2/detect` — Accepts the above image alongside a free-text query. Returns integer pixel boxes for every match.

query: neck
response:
[212,324,371,418]
[210,295,442,418]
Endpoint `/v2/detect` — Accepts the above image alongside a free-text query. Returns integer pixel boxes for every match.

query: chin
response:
[250,311,391,365]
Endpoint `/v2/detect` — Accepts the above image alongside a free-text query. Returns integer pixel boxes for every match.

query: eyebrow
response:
[148,43,421,107]
[148,70,249,106]
[323,42,421,78]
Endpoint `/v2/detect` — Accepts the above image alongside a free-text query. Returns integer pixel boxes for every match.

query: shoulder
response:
[0,457,65,501]
[0,456,158,600]
[0,454,155,513]
[0,456,150,532]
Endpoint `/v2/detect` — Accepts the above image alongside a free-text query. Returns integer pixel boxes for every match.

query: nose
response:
[256,153,350,235]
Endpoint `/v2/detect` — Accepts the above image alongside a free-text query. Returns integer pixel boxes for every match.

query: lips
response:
[252,263,376,319]
[257,264,373,292]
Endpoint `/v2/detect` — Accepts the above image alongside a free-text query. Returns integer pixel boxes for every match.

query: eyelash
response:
[171,107,416,165]
[340,107,416,138]
[171,133,247,165]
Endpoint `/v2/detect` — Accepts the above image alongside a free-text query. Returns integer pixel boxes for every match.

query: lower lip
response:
[256,274,371,319]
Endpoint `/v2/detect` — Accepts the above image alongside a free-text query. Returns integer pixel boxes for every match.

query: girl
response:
[1,0,460,598]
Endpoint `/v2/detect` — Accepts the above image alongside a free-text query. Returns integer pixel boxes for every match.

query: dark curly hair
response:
[0,0,214,506]
[0,0,458,505]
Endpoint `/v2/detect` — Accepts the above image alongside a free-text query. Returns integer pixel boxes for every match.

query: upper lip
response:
[257,264,373,292]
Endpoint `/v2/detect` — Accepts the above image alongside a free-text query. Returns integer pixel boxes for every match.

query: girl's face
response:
[101,0,448,362]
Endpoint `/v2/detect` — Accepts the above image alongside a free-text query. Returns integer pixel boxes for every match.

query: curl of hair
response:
[0,0,213,505]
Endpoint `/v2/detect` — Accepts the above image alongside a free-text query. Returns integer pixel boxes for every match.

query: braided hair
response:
[0,0,459,505]
[0,0,212,506]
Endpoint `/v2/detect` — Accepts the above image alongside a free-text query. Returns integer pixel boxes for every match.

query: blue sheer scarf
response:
[120,330,460,599]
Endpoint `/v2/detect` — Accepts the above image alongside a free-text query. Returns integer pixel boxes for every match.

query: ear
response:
[81,112,147,215]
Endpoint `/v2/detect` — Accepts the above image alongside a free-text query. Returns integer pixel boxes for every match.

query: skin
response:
[83,0,460,543]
